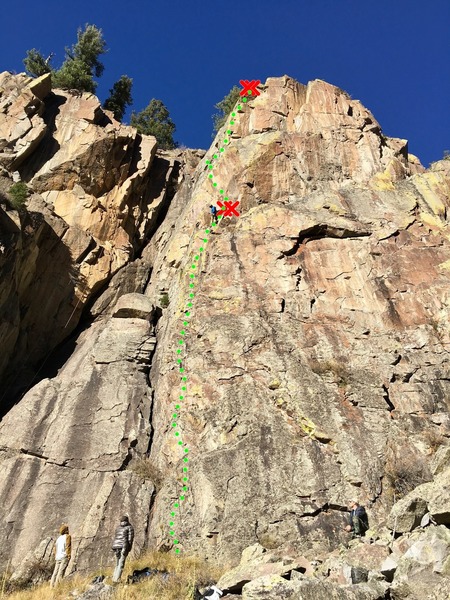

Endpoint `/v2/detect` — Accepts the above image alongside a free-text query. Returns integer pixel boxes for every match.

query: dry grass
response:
[118,550,224,599]
[257,533,280,550]
[129,458,164,489]
[0,551,225,600]
[384,449,432,502]
[0,574,91,600]
[422,429,445,454]
[0,559,53,596]
[310,359,350,387]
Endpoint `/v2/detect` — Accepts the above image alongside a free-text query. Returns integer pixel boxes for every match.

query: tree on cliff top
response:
[53,24,107,92]
[212,85,241,134]
[131,99,177,150]
[103,75,133,122]
[23,49,52,78]
[23,24,107,93]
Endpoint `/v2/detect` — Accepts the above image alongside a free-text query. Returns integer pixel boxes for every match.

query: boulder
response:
[391,560,448,600]
[112,293,155,320]
[218,553,312,593]
[321,553,353,585]
[242,575,389,600]
[388,498,428,534]
[392,535,415,558]
[351,566,369,583]
[431,445,450,476]
[241,544,268,563]
[380,555,398,580]
[390,526,450,600]
[90,258,152,317]
[9,537,54,584]
[322,542,390,586]
[402,526,450,574]
[344,543,390,572]
[427,580,450,600]
[71,582,114,599]
[27,73,52,101]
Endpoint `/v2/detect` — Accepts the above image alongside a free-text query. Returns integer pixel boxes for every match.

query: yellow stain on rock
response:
[413,173,447,217]
[438,259,450,271]
[370,171,395,191]
[166,234,191,265]
[239,207,271,232]
[419,212,444,229]
[240,204,313,236]
[218,297,242,312]
[298,414,316,437]
[189,383,204,398]
[328,203,347,215]
[208,290,241,303]
[297,412,333,443]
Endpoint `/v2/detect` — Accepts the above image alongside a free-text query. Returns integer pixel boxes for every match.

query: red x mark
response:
[217,200,240,217]
[239,80,261,97]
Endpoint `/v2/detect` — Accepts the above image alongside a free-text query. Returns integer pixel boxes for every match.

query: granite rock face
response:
[0,72,180,400]
[0,296,156,572]
[145,77,450,562]
[0,75,449,582]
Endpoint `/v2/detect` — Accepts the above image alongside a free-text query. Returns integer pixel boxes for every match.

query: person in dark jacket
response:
[111,515,134,583]
[345,499,369,538]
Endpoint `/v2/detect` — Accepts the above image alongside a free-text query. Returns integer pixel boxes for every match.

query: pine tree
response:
[53,59,95,92]
[69,24,106,78]
[53,24,107,92]
[212,86,241,133]
[131,99,177,150]
[23,49,52,78]
[103,75,133,121]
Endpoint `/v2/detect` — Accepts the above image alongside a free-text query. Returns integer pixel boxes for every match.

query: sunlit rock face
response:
[0,75,449,577]
[144,76,450,561]
[0,71,179,399]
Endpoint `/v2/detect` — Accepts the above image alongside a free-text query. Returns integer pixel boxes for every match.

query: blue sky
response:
[1,0,449,166]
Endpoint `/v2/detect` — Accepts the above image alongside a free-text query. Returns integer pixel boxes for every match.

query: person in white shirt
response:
[50,524,71,587]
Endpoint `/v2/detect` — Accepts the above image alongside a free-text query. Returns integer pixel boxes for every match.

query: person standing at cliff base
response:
[50,524,71,587]
[345,499,369,538]
[111,515,134,583]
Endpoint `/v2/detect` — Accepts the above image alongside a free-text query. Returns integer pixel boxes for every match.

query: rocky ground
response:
[0,72,449,598]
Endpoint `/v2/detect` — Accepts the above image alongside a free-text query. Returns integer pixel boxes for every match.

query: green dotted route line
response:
[169,91,252,554]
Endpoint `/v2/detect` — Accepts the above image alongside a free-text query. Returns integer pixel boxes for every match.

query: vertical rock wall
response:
[0,75,449,573]
[0,295,156,571]
[143,77,450,562]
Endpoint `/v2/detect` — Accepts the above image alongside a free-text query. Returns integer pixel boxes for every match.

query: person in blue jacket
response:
[209,205,218,225]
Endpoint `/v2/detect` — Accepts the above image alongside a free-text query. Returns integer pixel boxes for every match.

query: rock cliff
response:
[0,71,180,401]
[0,74,449,596]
